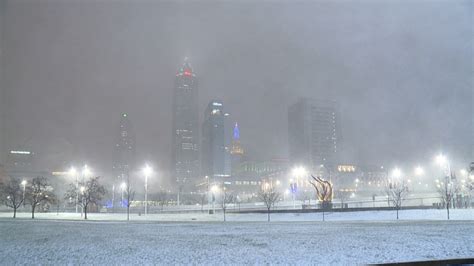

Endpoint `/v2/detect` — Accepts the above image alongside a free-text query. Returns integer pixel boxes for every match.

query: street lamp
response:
[68,167,79,213]
[211,184,219,214]
[434,153,455,210]
[414,166,424,177]
[391,168,402,179]
[120,182,127,207]
[205,176,210,214]
[21,180,27,208]
[142,164,153,216]
[434,153,451,177]
[82,165,92,179]
[435,154,448,168]
[292,166,308,182]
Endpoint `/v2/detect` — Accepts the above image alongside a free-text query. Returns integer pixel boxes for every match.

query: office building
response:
[288,98,340,171]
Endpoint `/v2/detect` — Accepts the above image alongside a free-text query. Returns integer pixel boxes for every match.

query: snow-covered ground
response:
[0,218,472,264]
[1,208,473,222]
[0,209,473,264]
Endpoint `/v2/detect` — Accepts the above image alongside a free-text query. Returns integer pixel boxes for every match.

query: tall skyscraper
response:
[230,122,244,174]
[288,98,340,171]
[201,100,227,181]
[112,113,136,184]
[172,59,199,190]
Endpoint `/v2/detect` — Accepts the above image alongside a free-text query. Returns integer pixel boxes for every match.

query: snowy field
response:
[0,208,473,222]
[0,210,473,264]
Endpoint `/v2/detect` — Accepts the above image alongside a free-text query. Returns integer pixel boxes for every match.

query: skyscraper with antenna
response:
[172,58,200,190]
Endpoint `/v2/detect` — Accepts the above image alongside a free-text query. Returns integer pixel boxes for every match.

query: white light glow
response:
[391,168,402,179]
[414,166,424,176]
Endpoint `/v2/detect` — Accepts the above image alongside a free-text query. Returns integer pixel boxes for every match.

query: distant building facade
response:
[112,113,136,184]
[229,158,289,198]
[201,100,227,182]
[172,60,200,190]
[288,98,340,171]
[6,149,34,171]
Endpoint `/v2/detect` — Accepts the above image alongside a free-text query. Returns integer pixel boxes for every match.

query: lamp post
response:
[21,180,27,208]
[120,182,127,207]
[142,164,153,216]
[211,184,219,214]
[414,166,424,177]
[68,167,78,213]
[82,165,92,181]
[205,176,210,214]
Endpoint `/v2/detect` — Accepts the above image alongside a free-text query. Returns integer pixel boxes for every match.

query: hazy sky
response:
[1,0,472,180]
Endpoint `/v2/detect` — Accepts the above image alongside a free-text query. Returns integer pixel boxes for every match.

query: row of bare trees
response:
[383,174,467,220]
[0,175,108,220]
[217,187,280,222]
[0,176,56,218]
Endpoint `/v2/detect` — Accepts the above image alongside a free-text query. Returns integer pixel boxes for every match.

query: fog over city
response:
[1,1,472,182]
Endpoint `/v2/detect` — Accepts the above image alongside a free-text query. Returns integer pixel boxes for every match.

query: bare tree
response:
[0,177,25,218]
[26,176,56,219]
[65,176,106,220]
[437,176,459,220]
[385,179,409,220]
[221,188,234,222]
[258,188,280,222]
[124,182,135,221]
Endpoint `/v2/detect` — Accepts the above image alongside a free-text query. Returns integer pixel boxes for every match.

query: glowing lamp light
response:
[211,185,219,193]
[68,167,77,176]
[434,154,448,167]
[21,180,27,186]
[292,166,308,178]
[414,166,424,177]
[142,165,153,176]
[391,168,402,179]
[82,165,92,177]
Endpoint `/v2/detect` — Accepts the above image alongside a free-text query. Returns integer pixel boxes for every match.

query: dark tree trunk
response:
[32,204,36,219]
[447,204,450,220]
[84,205,88,220]
[396,208,399,220]
[267,208,270,222]
[13,207,17,218]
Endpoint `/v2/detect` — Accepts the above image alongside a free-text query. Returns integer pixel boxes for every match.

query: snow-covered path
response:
[0,218,473,264]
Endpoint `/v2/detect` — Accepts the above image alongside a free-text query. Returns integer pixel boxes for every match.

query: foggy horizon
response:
[1,0,472,181]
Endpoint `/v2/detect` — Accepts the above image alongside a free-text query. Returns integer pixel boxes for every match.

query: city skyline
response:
[0,1,471,181]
